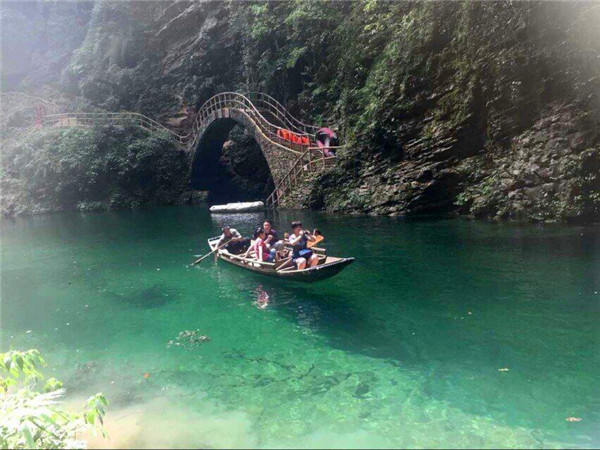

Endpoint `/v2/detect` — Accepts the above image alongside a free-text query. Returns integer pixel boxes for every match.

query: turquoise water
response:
[1,207,599,448]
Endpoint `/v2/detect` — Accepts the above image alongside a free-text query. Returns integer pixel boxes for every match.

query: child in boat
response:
[253,227,276,262]
[307,228,324,248]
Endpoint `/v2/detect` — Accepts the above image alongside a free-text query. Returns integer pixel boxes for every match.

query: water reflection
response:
[253,285,270,309]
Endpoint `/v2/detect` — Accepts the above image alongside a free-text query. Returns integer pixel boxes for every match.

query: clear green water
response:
[1,207,599,448]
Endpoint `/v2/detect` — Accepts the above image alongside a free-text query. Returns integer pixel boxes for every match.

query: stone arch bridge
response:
[185,92,338,208]
[7,91,340,208]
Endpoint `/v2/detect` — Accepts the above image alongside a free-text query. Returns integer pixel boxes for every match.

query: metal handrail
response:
[1,91,60,114]
[189,92,283,139]
[26,91,328,157]
[249,94,314,137]
[266,148,312,208]
[266,146,341,208]
[41,111,188,144]
[184,92,313,155]
[25,90,339,209]
[248,92,321,135]
[184,94,299,155]
[44,111,184,134]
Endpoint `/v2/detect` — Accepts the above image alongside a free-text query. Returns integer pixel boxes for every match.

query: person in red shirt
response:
[253,227,276,262]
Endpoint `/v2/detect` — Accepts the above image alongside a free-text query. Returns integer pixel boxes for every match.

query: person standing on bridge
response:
[316,128,338,157]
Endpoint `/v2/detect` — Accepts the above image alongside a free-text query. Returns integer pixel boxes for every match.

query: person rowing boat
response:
[218,225,251,255]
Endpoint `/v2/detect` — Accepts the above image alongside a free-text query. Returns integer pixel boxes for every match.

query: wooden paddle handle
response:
[193,240,228,264]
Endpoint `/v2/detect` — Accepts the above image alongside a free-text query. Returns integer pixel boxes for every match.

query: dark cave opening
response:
[189,121,275,205]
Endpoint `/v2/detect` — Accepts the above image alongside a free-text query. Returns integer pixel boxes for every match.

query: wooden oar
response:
[192,240,230,265]
[307,235,324,248]
[275,257,294,272]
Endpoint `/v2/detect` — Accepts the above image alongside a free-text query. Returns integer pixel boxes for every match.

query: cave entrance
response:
[189,120,275,205]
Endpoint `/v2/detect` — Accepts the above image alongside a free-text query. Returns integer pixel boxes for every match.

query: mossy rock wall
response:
[2,1,599,222]
[0,126,190,216]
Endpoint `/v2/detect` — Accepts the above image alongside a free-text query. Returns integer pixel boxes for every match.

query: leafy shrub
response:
[0,349,108,449]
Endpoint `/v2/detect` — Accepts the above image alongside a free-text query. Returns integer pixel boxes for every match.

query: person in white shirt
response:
[287,221,319,270]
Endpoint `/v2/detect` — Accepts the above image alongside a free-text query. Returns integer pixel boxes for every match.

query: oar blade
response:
[307,235,324,248]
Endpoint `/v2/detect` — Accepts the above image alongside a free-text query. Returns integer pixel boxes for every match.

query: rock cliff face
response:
[2,1,599,221]
[313,102,599,223]
[458,105,599,222]
[0,1,91,89]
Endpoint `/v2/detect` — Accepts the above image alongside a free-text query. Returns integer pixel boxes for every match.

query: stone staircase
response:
[265,147,337,208]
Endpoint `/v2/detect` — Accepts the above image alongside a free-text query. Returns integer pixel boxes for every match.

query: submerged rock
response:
[168,330,211,350]
[116,285,176,309]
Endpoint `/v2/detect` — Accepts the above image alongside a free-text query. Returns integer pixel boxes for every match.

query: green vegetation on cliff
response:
[2,0,598,222]
[1,125,190,215]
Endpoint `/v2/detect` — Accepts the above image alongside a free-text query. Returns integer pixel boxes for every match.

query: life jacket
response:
[277,129,310,146]
[277,129,290,140]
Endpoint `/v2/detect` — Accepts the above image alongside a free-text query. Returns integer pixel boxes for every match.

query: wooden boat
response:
[207,236,354,282]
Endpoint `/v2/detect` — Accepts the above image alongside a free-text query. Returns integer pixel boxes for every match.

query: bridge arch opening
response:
[189,119,275,205]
